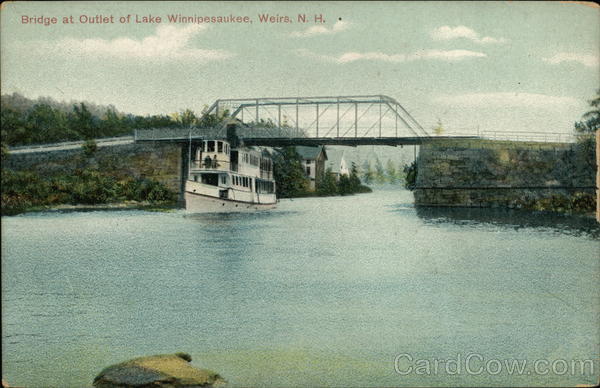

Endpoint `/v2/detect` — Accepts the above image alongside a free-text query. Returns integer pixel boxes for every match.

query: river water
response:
[2,189,599,387]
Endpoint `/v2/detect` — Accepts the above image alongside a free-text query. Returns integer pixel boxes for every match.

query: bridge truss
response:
[202,95,431,139]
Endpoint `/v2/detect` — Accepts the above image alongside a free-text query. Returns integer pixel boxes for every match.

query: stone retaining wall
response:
[4,142,183,193]
[414,139,596,209]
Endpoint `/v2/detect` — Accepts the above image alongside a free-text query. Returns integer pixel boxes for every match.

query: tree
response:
[317,168,338,196]
[385,159,399,183]
[574,90,599,136]
[349,162,362,188]
[573,90,599,174]
[361,160,374,184]
[338,173,352,195]
[433,118,444,136]
[403,161,418,190]
[82,139,98,157]
[69,103,98,139]
[1,106,29,145]
[374,157,386,184]
[99,108,125,136]
[25,104,71,143]
[171,109,198,128]
[272,147,309,197]
[197,106,229,128]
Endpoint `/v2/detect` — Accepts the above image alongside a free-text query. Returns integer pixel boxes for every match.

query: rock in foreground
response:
[93,353,226,387]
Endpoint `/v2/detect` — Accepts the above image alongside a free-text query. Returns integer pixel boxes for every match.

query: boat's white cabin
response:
[189,140,275,194]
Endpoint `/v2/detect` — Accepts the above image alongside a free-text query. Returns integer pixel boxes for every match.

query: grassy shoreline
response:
[1,200,178,216]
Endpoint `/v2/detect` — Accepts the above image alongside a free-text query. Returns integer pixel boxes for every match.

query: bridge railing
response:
[134,127,224,141]
[8,135,134,151]
[134,125,309,141]
[439,129,576,143]
[134,127,577,144]
[480,130,576,143]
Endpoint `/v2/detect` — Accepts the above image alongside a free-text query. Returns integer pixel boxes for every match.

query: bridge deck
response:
[134,136,480,147]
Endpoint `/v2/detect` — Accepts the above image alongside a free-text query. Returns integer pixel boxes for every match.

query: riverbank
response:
[1,167,178,216]
[9,201,178,215]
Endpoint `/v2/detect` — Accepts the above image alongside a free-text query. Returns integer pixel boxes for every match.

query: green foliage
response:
[403,161,418,190]
[361,160,375,184]
[385,159,400,183]
[516,192,595,214]
[570,91,598,188]
[374,158,386,184]
[433,119,444,136]
[315,167,372,196]
[70,103,98,139]
[349,162,362,188]
[82,139,98,157]
[1,94,229,147]
[197,106,229,127]
[317,168,339,196]
[574,89,599,136]
[1,168,176,215]
[272,147,310,198]
[0,142,9,162]
[359,158,410,186]
[272,150,371,198]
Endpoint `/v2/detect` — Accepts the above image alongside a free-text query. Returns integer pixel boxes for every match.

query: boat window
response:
[207,141,215,152]
[218,141,223,153]
[220,175,227,185]
[193,175,198,182]
[200,173,218,186]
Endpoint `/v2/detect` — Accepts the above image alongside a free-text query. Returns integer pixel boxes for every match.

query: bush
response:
[82,139,97,157]
[1,167,176,215]
[403,161,417,190]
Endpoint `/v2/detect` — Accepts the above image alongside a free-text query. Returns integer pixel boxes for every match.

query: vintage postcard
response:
[1,1,599,387]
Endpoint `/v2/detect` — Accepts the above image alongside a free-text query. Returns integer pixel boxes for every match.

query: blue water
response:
[2,189,599,387]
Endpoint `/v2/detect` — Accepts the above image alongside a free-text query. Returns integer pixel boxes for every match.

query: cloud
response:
[295,48,486,63]
[433,92,580,109]
[542,52,599,68]
[431,25,507,44]
[40,24,233,62]
[290,20,349,37]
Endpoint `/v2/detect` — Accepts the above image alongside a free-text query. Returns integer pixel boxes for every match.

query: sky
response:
[1,1,599,136]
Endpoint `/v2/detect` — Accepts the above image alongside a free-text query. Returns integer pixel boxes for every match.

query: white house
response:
[325,150,350,181]
[296,146,328,191]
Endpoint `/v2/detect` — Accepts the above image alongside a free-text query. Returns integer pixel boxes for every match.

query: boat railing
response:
[260,170,273,180]
[191,159,227,170]
[190,159,273,180]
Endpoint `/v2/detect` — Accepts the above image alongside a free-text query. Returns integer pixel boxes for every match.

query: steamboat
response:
[185,139,277,212]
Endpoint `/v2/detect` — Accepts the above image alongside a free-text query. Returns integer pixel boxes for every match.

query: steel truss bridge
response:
[135,95,479,147]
